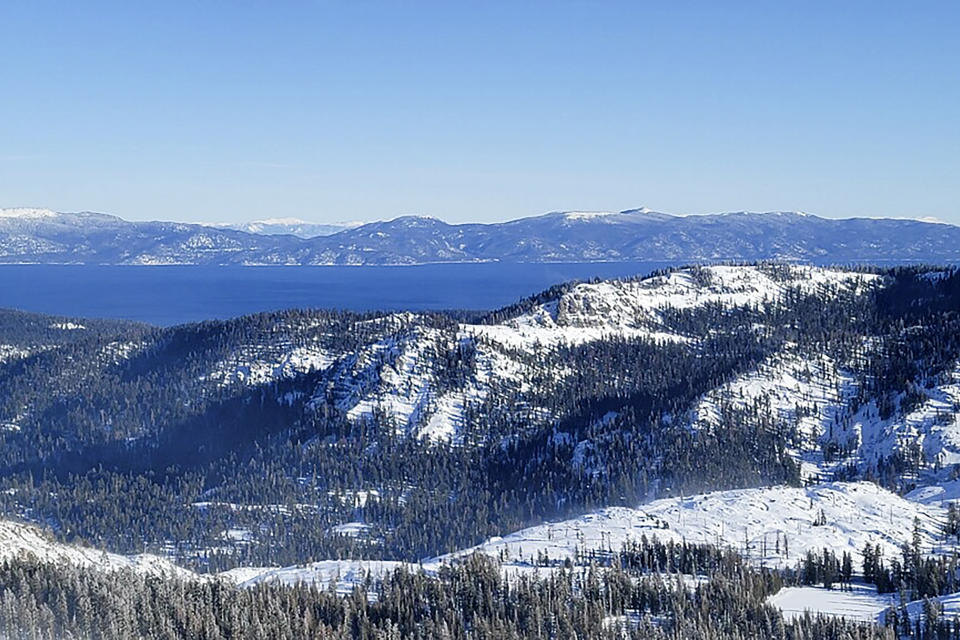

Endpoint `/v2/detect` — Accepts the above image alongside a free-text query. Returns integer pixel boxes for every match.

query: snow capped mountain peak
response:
[0,207,59,219]
[551,208,674,223]
[254,216,308,225]
[559,210,618,220]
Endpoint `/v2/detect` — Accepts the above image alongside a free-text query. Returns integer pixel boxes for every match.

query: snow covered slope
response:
[856,363,960,473]
[470,265,877,349]
[0,518,196,580]
[186,266,880,446]
[443,482,944,570]
[222,481,946,591]
[769,583,960,625]
[173,265,883,449]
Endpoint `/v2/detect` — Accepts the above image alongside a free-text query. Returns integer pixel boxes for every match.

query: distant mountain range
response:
[205,217,362,238]
[1,206,959,265]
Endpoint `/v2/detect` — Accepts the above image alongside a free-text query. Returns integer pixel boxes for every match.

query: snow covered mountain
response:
[0,208,294,265]
[207,217,362,238]
[2,206,960,265]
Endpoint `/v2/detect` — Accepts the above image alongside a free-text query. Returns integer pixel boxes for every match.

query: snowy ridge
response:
[325,266,867,440]
[2,476,949,600]
[471,265,878,350]
[688,347,854,439]
[332,323,486,443]
[0,208,58,219]
[339,324,449,435]
[200,313,487,443]
[0,518,196,581]
[678,329,960,499]
[189,266,882,446]
[218,218,364,238]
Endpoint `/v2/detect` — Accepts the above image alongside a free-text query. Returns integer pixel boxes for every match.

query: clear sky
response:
[1,1,957,224]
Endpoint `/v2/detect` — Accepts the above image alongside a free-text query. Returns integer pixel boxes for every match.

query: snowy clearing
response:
[768,583,894,622]
[444,482,944,570]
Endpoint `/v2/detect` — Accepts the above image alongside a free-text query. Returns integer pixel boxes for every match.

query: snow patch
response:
[49,321,85,330]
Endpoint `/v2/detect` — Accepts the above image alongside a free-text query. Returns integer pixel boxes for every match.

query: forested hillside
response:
[0,264,957,572]
[0,541,887,640]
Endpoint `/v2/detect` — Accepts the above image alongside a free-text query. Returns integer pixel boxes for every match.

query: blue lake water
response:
[0,263,675,326]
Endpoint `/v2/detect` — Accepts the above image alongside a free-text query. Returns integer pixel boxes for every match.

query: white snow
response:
[685,345,861,481]
[221,560,411,592]
[443,482,943,570]
[0,344,32,363]
[771,585,960,625]
[768,583,895,622]
[221,528,254,543]
[327,489,380,508]
[468,266,877,351]
[330,522,372,537]
[416,392,471,443]
[0,518,196,581]
[0,208,58,219]
[48,321,85,330]
[561,211,621,221]
[690,348,854,438]
[328,323,487,444]
[218,481,943,593]
[209,345,334,386]
[100,340,143,363]
[855,363,960,472]
[900,591,960,623]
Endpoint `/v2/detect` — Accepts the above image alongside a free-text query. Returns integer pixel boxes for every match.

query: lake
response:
[0,262,675,326]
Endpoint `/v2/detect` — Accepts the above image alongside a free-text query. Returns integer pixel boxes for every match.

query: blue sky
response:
[1,1,957,224]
